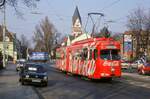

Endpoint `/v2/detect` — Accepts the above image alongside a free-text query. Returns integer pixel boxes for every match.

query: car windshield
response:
[100,49,120,60]
[24,64,46,73]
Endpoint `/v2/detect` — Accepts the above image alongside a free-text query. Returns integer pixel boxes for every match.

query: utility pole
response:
[26,48,28,60]
[2,3,6,68]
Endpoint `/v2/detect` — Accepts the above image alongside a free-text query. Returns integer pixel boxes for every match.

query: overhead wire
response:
[46,0,71,21]
[100,0,121,11]
[46,0,73,24]
[100,0,121,24]
[83,0,122,34]
[46,0,123,34]
[99,0,125,32]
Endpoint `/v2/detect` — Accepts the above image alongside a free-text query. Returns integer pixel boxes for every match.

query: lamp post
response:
[0,0,5,7]
[2,3,6,68]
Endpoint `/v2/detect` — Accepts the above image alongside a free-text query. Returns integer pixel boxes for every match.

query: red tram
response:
[56,37,121,80]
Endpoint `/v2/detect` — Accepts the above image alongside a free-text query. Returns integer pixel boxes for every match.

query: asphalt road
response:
[0,63,150,99]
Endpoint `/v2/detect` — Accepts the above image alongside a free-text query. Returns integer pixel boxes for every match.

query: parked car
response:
[138,62,150,75]
[19,63,48,86]
[130,62,138,69]
[16,59,26,71]
[121,60,131,69]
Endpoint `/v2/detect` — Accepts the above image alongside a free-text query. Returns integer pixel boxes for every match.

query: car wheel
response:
[19,78,21,82]
[16,68,19,71]
[108,78,112,82]
[43,82,48,87]
[21,79,25,85]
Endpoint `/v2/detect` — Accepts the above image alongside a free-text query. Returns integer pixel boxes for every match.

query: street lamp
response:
[2,2,6,68]
[0,0,5,7]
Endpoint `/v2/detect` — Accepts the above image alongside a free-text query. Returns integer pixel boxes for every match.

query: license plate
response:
[32,79,41,83]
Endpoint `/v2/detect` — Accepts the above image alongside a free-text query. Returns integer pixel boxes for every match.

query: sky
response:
[0,0,150,41]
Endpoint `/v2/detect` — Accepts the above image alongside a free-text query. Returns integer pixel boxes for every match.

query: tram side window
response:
[56,52,61,59]
[74,53,79,60]
[94,49,98,60]
[89,49,92,60]
[82,48,88,60]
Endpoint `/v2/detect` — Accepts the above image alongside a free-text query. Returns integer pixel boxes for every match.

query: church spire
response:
[72,6,82,37]
[72,6,82,26]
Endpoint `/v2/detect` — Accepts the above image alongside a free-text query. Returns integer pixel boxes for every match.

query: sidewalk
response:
[122,72,150,82]
[0,63,40,99]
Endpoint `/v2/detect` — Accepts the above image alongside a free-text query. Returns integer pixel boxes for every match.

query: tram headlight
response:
[111,68,115,72]
[101,73,109,76]
[101,73,104,76]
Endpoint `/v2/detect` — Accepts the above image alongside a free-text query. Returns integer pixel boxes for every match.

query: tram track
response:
[31,63,150,99]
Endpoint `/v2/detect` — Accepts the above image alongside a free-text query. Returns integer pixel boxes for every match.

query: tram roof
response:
[71,37,115,45]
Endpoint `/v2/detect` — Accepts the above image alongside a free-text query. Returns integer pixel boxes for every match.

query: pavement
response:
[123,72,150,81]
[0,64,40,99]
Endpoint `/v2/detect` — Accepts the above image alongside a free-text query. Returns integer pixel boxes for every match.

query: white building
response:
[0,26,21,61]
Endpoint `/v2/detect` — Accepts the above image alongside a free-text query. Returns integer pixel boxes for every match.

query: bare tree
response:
[112,33,122,41]
[127,8,145,31]
[19,34,30,59]
[126,7,150,58]
[144,10,150,31]
[33,16,59,54]
[33,25,45,52]
[0,0,40,17]
[20,34,30,48]
[1,0,39,8]
[100,26,111,38]
[92,27,111,38]
[144,10,150,60]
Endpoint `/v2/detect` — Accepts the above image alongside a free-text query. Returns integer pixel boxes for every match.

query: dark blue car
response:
[19,63,48,86]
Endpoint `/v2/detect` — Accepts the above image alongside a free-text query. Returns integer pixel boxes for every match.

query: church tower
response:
[72,6,82,37]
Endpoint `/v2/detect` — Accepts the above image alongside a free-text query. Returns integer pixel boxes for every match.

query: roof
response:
[72,6,82,26]
[0,25,14,42]
[68,35,75,41]
[71,33,91,44]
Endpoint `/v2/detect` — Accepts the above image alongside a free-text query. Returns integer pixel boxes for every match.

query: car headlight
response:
[43,76,48,80]
[20,64,23,66]
[25,75,29,78]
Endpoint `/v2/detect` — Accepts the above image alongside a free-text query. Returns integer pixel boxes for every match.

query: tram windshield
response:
[100,49,120,60]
